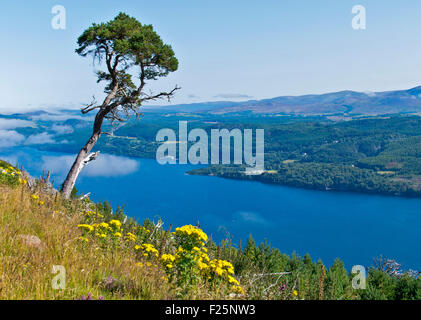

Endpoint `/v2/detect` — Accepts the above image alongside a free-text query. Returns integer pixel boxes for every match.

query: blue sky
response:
[1,0,421,112]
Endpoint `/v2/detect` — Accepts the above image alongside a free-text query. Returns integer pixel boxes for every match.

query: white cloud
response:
[42,153,139,177]
[0,130,26,148]
[51,124,73,134]
[30,112,93,122]
[0,103,80,115]
[0,119,35,130]
[213,93,253,99]
[25,132,56,145]
[364,91,377,97]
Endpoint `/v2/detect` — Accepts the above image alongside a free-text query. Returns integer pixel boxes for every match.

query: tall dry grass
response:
[0,183,173,300]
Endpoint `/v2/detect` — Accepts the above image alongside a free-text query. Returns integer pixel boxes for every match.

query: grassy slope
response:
[0,182,172,300]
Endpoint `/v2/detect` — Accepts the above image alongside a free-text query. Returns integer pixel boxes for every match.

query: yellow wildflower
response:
[231,285,244,295]
[78,236,89,243]
[161,254,176,263]
[228,276,239,285]
[126,232,136,242]
[109,219,122,228]
[174,225,208,244]
[78,224,94,232]
[99,222,109,229]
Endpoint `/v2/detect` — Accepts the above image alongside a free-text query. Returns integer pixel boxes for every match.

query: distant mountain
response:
[5,86,421,118]
[145,86,421,116]
[143,101,239,113]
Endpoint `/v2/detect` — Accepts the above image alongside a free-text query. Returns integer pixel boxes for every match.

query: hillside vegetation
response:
[17,113,421,197]
[1,160,420,300]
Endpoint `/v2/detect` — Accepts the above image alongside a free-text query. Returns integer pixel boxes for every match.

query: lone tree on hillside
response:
[61,13,179,199]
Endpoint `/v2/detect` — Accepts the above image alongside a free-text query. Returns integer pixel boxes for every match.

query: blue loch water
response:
[1,146,420,270]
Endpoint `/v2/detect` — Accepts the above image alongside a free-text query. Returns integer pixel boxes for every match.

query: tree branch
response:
[81,96,100,114]
[139,85,181,103]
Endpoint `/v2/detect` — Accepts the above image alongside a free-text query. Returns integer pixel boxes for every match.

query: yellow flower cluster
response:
[208,259,235,276]
[135,243,159,258]
[192,248,210,270]
[168,225,245,295]
[90,222,112,238]
[77,219,128,242]
[78,236,89,243]
[74,217,245,296]
[207,260,243,294]
[161,253,176,269]
[231,285,244,295]
[77,224,94,233]
[109,219,122,229]
[175,225,208,243]
[228,275,239,285]
[125,232,137,242]
[0,165,21,177]
[0,164,26,186]
[136,226,151,234]
[31,194,44,206]
[205,258,243,292]
[82,210,104,219]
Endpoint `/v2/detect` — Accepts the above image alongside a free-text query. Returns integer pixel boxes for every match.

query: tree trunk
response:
[61,111,105,199]
[61,135,100,199]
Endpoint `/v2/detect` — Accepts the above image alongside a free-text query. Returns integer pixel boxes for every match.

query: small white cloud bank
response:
[0,130,26,148]
[30,111,93,122]
[51,124,74,134]
[42,153,139,177]
[213,93,253,99]
[25,132,56,145]
[0,119,35,130]
[364,91,377,97]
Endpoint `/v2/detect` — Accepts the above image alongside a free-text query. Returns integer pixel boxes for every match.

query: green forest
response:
[30,113,421,197]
